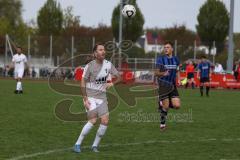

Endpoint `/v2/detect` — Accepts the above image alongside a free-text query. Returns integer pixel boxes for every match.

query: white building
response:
[136,32,164,53]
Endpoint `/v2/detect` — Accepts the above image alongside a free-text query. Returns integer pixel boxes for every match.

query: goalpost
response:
[4,34,16,65]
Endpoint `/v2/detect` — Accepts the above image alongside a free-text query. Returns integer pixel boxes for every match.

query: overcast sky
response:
[21,0,240,32]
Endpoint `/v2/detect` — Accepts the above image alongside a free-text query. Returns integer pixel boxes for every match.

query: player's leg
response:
[15,79,20,94]
[171,97,181,109]
[92,100,109,152]
[92,114,108,152]
[17,69,24,93]
[185,79,189,88]
[169,86,180,109]
[17,78,23,94]
[185,73,190,88]
[206,78,210,96]
[159,96,169,130]
[74,98,97,153]
[190,76,195,89]
[14,70,19,94]
[199,78,204,96]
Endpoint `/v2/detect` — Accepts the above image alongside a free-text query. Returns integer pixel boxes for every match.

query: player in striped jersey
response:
[155,41,181,130]
[197,55,212,97]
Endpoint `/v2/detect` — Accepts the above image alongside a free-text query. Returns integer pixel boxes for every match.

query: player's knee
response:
[89,119,97,125]
[101,119,109,126]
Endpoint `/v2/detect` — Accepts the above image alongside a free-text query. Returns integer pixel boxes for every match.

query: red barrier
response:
[74,68,240,89]
[179,72,240,89]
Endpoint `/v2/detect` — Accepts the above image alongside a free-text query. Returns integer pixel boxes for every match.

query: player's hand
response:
[177,80,181,85]
[83,97,91,110]
[105,82,114,89]
[163,70,169,76]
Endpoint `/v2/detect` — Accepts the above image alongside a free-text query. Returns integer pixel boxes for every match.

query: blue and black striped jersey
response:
[198,62,211,78]
[156,55,180,85]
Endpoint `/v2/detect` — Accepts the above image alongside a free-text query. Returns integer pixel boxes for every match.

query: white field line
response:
[7,138,240,160]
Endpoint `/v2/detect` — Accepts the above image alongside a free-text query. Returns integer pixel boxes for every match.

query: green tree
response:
[196,0,229,53]
[0,0,32,49]
[37,0,63,35]
[63,6,80,29]
[0,0,23,29]
[111,0,144,42]
[0,17,11,35]
[0,0,28,35]
[62,6,81,35]
[125,45,145,58]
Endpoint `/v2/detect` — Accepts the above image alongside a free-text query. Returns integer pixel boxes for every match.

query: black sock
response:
[192,82,195,89]
[185,82,188,88]
[206,86,210,96]
[200,86,203,96]
[160,108,168,125]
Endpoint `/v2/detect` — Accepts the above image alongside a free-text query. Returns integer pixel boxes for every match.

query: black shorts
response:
[187,73,194,79]
[200,77,210,83]
[159,86,180,101]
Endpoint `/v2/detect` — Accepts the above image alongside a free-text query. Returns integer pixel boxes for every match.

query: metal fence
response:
[0,34,240,77]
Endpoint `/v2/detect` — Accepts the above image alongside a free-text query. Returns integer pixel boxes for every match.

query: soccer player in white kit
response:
[73,43,121,153]
[11,47,28,94]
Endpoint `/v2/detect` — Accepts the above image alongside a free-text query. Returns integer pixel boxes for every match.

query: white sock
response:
[92,124,108,147]
[19,82,22,91]
[16,82,21,91]
[75,122,94,145]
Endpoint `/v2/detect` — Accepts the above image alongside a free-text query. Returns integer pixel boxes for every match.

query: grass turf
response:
[0,79,240,160]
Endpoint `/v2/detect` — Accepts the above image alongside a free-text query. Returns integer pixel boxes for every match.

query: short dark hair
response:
[92,42,105,52]
[164,41,173,47]
[17,46,22,50]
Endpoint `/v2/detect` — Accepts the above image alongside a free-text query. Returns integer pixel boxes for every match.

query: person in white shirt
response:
[214,63,224,74]
[73,43,121,153]
[11,47,28,94]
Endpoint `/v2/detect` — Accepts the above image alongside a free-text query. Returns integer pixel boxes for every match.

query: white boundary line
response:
[7,138,240,160]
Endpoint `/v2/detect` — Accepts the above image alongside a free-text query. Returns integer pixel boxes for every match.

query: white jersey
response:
[12,53,27,70]
[82,59,119,99]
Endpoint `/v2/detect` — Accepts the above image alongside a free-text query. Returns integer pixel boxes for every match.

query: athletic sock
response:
[160,108,168,125]
[200,86,203,96]
[185,82,188,88]
[191,82,195,89]
[16,82,21,91]
[206,86,210,96]
[19,82,22,91]
[75,122,94,145]
[92,124,108,147]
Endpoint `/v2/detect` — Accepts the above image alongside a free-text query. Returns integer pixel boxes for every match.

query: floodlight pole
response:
[50,35,53,66]
[119,0,130,69]
[119,0,124,69]
[227,0,234,72]
[5,34,8,66]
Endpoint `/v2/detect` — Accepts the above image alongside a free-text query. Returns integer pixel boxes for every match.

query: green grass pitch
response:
[0,79,240,160]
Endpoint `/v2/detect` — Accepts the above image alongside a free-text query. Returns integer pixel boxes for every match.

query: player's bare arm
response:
[80,78,90,110]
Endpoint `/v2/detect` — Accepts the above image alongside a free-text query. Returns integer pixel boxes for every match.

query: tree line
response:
[0,0,237,63]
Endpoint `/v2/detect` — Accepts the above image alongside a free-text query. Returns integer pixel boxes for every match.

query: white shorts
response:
[14,69,24,79]
[87,97,109,118]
